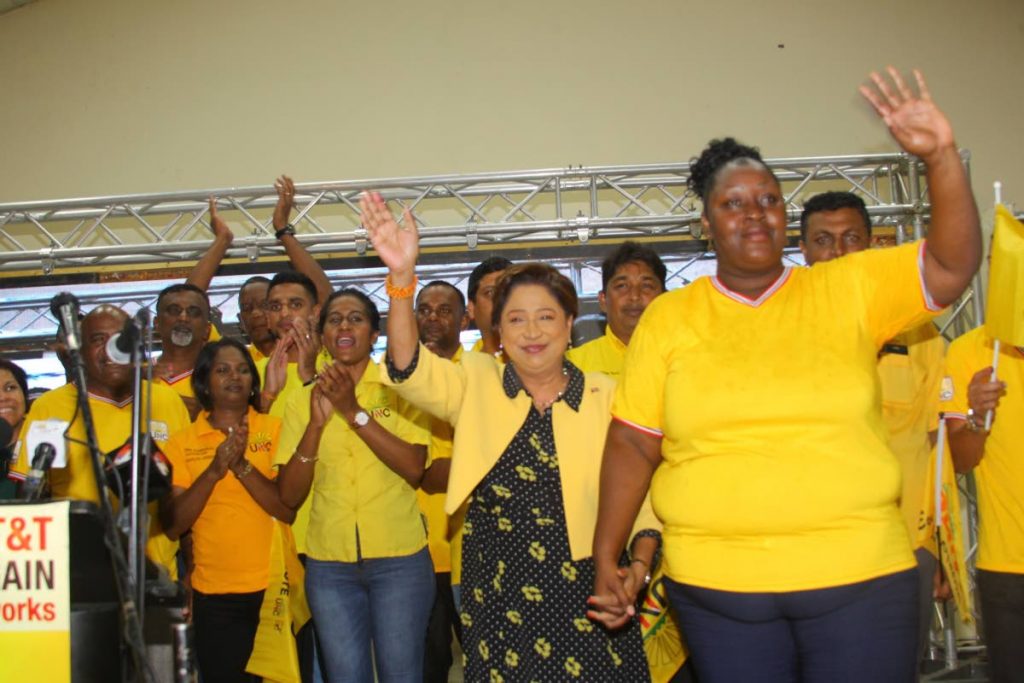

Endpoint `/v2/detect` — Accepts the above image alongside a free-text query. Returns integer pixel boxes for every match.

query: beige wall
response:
[1,0,1021,226]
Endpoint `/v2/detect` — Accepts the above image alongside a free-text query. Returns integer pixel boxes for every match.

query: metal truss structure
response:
[0,150,985,346]
[0,152,1002,668]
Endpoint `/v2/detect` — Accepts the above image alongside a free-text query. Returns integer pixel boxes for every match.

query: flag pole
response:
[985,182,1002,430]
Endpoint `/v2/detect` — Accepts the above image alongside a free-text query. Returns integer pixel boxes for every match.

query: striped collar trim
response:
[711,268,792,308]
[88,392,133,409]
[162,369,193,385]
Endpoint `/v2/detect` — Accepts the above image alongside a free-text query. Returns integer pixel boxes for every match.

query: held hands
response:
[317,362,360,420]
[208,197,234,245]
[360,191,419,281]
[860,67,955,164]
[273,175,296,233]
[587,561,637,630]
[210,419,249,479]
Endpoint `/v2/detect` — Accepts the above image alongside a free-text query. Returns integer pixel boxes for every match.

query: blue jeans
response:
[665,569,919,683]
[305,547,436,683]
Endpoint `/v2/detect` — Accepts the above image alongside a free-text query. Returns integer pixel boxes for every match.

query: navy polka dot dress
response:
[459,362,650,682]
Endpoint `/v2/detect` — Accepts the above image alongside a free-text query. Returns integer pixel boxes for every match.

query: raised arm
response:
[361,191,421,371]
[860,67,981,307]
[273,175,333,305]
[186,197,235,291]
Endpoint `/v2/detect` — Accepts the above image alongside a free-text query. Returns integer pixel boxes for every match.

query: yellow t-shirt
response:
[248,343,268,363]
[878,323,945,551]
[613,241,940,592]
[275,361,431,562]
[11,381,191,578]
[164,408,281,594]
[940,326,1024,573]
[256,349,330,553]
[566,327,628,379]
[156,369,195,400]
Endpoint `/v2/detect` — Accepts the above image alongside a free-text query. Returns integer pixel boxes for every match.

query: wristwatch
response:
[351,410,370,429]
[965,408,986,433]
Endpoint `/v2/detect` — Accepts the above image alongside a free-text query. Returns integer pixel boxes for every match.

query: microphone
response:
[50,292,82,352]
[22,442,57,502]
[104,309,151,365]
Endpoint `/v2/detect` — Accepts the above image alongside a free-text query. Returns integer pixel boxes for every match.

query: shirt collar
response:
[502,359,584,412]
[603,326,628,351]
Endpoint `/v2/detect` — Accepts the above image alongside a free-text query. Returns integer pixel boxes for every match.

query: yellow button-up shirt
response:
[276,360,431,562]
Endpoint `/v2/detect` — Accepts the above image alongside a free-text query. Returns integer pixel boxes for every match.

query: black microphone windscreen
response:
[49,292,80,321]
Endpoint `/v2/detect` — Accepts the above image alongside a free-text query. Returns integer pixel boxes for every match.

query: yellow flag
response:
[639,566,688,683]
[246,521,311,683]
[927,434,973,623]
[985,205,1024,346]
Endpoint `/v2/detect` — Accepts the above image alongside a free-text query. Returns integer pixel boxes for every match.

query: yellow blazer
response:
[381,344,660,561]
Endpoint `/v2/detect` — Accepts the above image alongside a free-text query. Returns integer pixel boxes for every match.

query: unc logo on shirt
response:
[248,432,274,454]
[369,406,392,420]
[149,420,170,442]
[940,376,954,402]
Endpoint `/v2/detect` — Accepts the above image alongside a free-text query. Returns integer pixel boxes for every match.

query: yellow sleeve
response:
[850,241,943,346]
[611,295,671,435]
[163,431,193,489]
[274,386,312,467]
[379,343,469,426]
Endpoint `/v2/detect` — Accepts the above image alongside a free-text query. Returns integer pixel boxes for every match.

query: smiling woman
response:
[274,287,435,682]
[592,68,982,683]
[362,191,656,682]
[161,338,293,683]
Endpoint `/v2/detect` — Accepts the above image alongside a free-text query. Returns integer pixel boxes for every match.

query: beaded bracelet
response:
[385,274,418,300]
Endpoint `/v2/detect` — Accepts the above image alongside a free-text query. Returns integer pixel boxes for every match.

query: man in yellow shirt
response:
[567,241,666,378]
[152,283,213,420]
[8,305,191,578]
[941,326,1023,683]
[800,191,946,666]
[467,256,512,355]
[414,280,468,683]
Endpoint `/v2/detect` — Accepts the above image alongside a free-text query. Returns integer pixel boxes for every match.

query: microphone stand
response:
[64,320,151,680]
[127,310,153,628]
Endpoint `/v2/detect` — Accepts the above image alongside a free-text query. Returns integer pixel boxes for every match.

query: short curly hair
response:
[491,263,578,330]
[688,137,776,207]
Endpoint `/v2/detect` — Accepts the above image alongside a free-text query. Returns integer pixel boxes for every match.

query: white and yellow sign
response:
[0,500,71,682]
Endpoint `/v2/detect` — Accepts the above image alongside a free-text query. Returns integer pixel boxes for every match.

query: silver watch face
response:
[354,410,370,427]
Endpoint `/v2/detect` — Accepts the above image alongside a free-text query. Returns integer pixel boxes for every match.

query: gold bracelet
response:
[385,274,418,300]
[295,451,319,464]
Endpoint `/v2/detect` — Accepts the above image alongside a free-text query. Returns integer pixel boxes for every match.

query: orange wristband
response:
[385,274,418,300]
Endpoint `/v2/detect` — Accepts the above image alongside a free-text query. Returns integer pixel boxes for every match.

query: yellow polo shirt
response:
[156,369,195,400]
[941,326,1024,574]
[276,361,431,562]
[11,382,190,579]
[614,241,940,592]
[164,408,281,593]
[878,323,945,551]
[566,327,628,379]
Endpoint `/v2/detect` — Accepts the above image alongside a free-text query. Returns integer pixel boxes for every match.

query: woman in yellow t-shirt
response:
[163,338,293,683]
[276,289,434,683]
[592,69,982,682]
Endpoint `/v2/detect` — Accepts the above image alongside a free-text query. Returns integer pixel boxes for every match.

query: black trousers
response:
[423,571,461,683]
[192,589,264,683]
[977,569,1024,683]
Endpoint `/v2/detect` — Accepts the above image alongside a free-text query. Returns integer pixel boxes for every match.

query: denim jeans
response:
[305,547,435,683]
